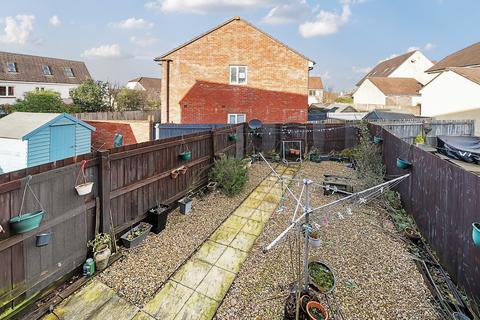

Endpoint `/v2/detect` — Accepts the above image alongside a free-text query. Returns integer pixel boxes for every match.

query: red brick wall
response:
[86,121,137,149]
[180,81,307,123]
[160,18,310,123]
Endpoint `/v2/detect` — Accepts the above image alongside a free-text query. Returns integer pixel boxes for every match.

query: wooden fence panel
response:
[74,110,161,122]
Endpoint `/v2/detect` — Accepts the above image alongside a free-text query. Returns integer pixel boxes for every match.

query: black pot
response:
[148,204,170,234]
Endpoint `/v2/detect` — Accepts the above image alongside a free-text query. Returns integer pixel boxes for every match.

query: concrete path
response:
[42,165,296,320]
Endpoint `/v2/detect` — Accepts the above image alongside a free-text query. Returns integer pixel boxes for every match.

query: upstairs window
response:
[228,113,246,124]
[309,89,316,96]
[65,67,74,77]
[230,66,247,85]
[7,62,17,73]
[42,65,52,76]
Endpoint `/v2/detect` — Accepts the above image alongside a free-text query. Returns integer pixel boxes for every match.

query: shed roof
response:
[427,42,480,73]
[367,77,423,95]
[0,112,95,140]
[363,110,417,120]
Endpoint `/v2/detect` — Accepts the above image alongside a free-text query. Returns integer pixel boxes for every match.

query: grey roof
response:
[0,112,60,139]
[363,110,417,120]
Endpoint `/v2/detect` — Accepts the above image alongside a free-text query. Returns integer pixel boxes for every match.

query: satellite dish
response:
[248,119,263,130]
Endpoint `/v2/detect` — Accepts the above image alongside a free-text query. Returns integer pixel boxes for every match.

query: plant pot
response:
[373,136,383,144]
[179,166,188,175]
[179,151,192,161]
[308,261,336,294]
[472,223,480,247]
[149,204,170,234]
[228,133,237,141]
[404,227,421,243]
[306,301,329,320]
[171,170,179,179]
[453,312,471,320]
[120,222,152,249]
[75,182,94,196]
[36,232,52,247]
[94,246,111,271]
[9,210,44,234]
[207,181,218,192]
[396,158,412,169]
[309,236,321,248]
[179,197,193,215]
[289,149,300,156]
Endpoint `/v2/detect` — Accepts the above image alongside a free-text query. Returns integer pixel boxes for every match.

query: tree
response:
[116,88,146,111]
[13,90,76,113]
[70,79,109,112]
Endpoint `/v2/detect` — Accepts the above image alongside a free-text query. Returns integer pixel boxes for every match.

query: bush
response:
[116,88,146,111]
[70,79,109,112]
[354,121,385,189]
[210,155,248,196]
[335,96,353,103]
[14,90,75,113]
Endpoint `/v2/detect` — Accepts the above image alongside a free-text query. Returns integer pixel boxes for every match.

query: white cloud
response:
[261,1,308,25]
[146,0,272,14]
[352,66,371,73]
[82,44,123,58]
[49,15,61,27]
[406,46,419,52]
[299,2,351,38]
[111,17,153,29]
[130,35,158,47]
[424,42,435,51]
[0,15,35,45]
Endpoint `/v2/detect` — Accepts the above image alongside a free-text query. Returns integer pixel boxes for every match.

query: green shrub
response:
[354,121,385,189]
[334,96,353,103]
[210,155,248,196]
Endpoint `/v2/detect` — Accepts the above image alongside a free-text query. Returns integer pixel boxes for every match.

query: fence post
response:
[211,130,217,160]
[98,150,111,234]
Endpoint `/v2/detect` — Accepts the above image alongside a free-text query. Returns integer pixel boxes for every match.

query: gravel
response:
[215,161,440,320]
[98,162,271,307]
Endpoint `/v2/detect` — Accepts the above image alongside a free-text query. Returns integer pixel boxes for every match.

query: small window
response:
[0,86,6,96]
[65,67,74,77]
[42,65,52,76]
[7,62,17,73]
[229,66,247,85]
[7,86,14,96]
[227,113,246,124]
[309,89,316,96]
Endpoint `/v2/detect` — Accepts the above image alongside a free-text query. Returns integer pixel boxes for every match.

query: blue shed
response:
[0,112,95,173]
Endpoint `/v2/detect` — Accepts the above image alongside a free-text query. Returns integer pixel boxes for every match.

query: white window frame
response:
[229,65,247,85]
[7,62,17,73]
[0,86,14,97]
[65,67,75,77]
[42,65,52,76]
[227,113,246,124]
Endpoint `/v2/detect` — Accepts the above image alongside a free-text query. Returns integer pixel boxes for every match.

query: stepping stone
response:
[90,294,139,320]
[249,191,267,200]
[209,225,239,246]
[215,247,248,273]
[193,240,228,265]
[263,193,281,203]
[241,219,265,236]
[222,215,249,231]
[259,180,275,187]
[249,210,272,223]
[232,207,256,218]
[196,266,236,301]
[143,281,194,320]
[230,231,257,252]
[241,197,263,209]
[172,259,212,289]
[45,280,116,320]
[131,312,156,320]
[255,186,272,194]
[269,188,284,196]
[174,292,218,320]
[257,201,278,213]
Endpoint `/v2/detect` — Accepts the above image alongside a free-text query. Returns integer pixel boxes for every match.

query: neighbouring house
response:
[86,120,152,149]
[308,103,363,121]
[363,110,418,121]
[421,42,480,118]
[126,77,162,102]
[0,112,95,173]
[155,16,314,124]
[353,77,423,114]
[308,76,324,105]
[0,52,91,104]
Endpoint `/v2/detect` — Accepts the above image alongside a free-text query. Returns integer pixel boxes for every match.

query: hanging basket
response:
[396,158,412,169]
[228,133,237,141]
[179,151,192,161]
[10,210,44,234]
[75,182,94,196]
[373,136,383,144]
[472,223,480,247]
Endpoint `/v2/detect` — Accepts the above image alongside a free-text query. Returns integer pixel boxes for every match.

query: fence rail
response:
[0,123,243,318]
[372,123,480,302]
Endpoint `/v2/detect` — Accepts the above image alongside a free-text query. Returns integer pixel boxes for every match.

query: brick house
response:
[155,16,314,124]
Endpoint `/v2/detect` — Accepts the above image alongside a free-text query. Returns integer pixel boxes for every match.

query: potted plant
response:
[120,222,152,249]
[148,203,170,234]
[396,158,412,169]
[308,261,336,294]
[373,136,383,144]
[404,227,421,243]
[472,223,480,247]
[179,150,192,161]
[306,301,329,320]
[87,233,111,271]
[75,160,94,196]
[309,230,321,248]
[10,210,44,234]
[228,133,237,141]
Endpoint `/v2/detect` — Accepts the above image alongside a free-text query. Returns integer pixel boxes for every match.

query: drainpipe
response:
[165,59,172,123]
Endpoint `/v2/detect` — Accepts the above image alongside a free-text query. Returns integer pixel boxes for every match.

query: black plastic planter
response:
[148,204,170,234]
[120,222,152,249]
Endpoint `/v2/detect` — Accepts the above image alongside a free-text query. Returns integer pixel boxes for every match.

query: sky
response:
[1,0,479,91]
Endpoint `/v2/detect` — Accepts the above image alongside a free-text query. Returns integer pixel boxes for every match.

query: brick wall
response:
[160,17,310,123]
[180,81,307,123]
[87,121,137,149]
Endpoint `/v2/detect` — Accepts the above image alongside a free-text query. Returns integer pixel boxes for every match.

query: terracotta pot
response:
[306,301,329,320]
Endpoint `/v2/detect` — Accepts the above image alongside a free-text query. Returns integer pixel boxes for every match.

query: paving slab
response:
[257,201,278,212]
[232,206,256,218]
[249,210,272,223]
[193,240,227,265]
[230,231,258,252]
[196,266,236,301]
[173,292,218,320]
[249,191,267,200]
[209,225,239,246]
[89,294,139,320]
[131,311,156,320]
[241,197,263,209]
[143,281,194,320]
[241,219,265,236]
[215,247,248,273]
[172,259,212,289]
[222,215,249,231]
